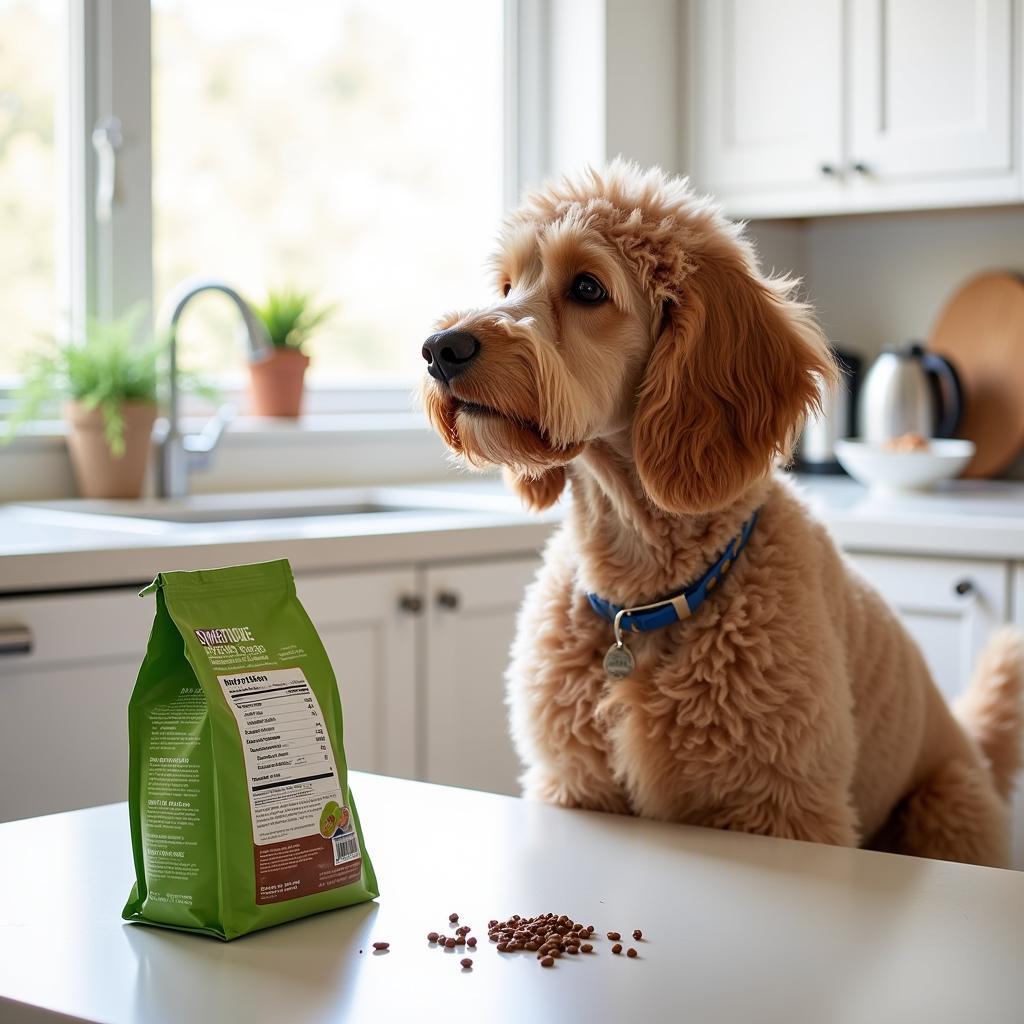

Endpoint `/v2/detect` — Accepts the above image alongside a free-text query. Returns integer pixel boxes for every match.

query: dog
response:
[420,161,1022,867]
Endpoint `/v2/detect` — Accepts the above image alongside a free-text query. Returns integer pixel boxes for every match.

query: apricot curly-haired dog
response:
[421,161,1023,867]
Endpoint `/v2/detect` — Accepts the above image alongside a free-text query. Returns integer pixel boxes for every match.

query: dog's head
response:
[420,161,836,514]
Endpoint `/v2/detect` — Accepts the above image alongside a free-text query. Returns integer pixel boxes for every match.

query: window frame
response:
[43,0,546,414]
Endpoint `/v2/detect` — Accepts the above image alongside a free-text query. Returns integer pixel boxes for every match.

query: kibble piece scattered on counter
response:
[467,936,477,947]
[581,943,593,953]
[627,948,638,958]
[611,943,622,955]
[445,937,457,949]
[541,956,555,968]
[607,931,621,941]
[449,912,460,923]
[372,942,389,951]
[460,958,473,969]
[632,929,643,941]
[427,931,439,943]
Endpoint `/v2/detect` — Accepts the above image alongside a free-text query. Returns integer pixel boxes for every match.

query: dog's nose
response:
[421,329,480,383]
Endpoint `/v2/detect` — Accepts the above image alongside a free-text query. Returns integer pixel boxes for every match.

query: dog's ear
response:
[503,466,567,512]
[633,254,836,515]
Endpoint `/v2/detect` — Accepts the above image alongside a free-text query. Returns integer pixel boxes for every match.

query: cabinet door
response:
[849,0,1012,180]
[0,588,152,822]
[846,553,1007,702]
[690,0,844,198]
[296,568,418,780]
[423,557,540,796]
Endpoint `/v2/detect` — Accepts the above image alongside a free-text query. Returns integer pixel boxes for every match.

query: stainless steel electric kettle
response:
[858,343,963,443]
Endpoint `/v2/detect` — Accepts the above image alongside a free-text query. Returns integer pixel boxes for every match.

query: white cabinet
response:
[0,556,541,822]
[846,552,1008,701]
[850,0,1013,182]
[687,0,1020,216]
[0,588,153,822]
[690,0,844,196]
[296,568,419,780]
[422,557,540,796]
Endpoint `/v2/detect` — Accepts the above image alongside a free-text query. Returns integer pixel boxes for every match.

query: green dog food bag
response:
[123,558,378,940]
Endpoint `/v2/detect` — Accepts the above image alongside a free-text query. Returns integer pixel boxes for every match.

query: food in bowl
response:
[883,432,930,453]
[833,438,976,492]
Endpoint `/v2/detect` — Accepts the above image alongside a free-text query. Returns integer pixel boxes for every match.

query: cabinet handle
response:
[436,590,460,611]
[0,624,32,656]
[953,579,975,597]
[819,163,837,176]
[397,594,423,614]
[850,162,871,175]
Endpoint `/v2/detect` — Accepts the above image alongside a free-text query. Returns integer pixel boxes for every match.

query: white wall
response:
[749,207,1024,360]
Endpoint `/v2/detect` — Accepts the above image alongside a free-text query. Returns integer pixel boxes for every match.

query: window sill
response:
[1,413,455,502]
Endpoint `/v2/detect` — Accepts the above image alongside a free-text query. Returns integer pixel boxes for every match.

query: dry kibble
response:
[445,937,457,949]
[456,936,466,946]
[632,929,643,941]
[427,931,439,942]
[460,958,473,969]
[488,919,498,929]
[581,943,593,953]
[497,941,509,952]
[467,937,477,948]
[540,956,555,968]
[566,945,579,955]
[611,943,622,955]
[607,931,621,941]
[449,912,460,923]
[627,948,638,958]
[372,941,390,951]
[525,941,538,951]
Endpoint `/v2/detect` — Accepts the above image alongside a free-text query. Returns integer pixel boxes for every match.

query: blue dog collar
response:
[587,509,760,635]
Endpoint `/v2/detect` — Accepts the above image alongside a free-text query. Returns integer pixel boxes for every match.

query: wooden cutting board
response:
[928,271,1024,478]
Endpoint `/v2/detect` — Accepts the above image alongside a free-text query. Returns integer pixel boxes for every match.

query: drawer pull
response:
[398,594,423,615]
[953,579,975,597]
[436,590,460,611]
[0,625,32,657]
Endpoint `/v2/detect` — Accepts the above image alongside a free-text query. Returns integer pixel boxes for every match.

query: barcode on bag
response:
[332,833,360,865]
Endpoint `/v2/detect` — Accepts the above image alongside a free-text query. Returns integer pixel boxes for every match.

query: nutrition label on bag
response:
[217,666,362,903]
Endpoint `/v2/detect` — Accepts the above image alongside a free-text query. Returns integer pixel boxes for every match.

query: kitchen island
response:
[0,772,1021,1024]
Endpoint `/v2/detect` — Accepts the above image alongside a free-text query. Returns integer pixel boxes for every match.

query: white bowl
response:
[833,438,976,493]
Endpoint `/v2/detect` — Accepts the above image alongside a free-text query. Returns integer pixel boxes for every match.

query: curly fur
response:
[421,161,1023,867]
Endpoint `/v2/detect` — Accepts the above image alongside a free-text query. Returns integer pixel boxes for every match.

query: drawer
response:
[0,588,152,671]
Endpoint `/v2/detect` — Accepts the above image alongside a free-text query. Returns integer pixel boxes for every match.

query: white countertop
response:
[0,481,558,593]
[2,475,1024,594]
[0,773,1021,1024]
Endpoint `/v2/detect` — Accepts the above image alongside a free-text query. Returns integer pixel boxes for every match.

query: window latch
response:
[91,115,123,225]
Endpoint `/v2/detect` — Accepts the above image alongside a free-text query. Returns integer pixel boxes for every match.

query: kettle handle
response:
[920,350,963,438]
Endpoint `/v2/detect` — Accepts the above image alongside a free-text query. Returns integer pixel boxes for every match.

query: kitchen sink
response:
[62,500,439,524]
[14,484,519,531]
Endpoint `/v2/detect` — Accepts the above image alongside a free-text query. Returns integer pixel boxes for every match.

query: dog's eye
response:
[569,273,607,305]
[503,282,512,297]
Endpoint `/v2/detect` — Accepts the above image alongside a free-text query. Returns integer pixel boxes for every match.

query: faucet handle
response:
[183,403,235,459]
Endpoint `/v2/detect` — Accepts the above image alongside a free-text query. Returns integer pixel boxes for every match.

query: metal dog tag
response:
[603,642,635,680]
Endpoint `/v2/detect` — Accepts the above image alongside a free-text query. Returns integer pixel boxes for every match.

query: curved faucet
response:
[156,278,271,498]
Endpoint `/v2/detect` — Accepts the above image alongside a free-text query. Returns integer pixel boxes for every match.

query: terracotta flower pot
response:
[65,400,157,499]
[248,348,310,418]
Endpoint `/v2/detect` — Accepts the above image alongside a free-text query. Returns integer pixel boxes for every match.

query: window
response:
[152,1,505,387]
[0,0,62,378]
[1,0,521,396]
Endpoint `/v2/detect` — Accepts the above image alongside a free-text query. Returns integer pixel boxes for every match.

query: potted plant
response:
[249,287,334,418]
[5,309,161,499]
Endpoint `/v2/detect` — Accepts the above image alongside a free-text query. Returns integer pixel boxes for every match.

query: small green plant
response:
[253,287,334,352]
[5,308,159,456]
